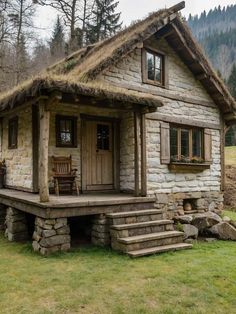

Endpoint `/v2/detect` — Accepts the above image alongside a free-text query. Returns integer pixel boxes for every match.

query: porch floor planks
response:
[0,189,155,218]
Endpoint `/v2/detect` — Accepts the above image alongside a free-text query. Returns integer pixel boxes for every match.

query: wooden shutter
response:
[160,122,170,164]
[204,128,212,163]
[164,55,169,88]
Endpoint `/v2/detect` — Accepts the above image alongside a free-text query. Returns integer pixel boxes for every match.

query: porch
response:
[0,188,155,218]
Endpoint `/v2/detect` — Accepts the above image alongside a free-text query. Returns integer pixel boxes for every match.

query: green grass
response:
[225,146,236,165]
[0,235,236,314]
[223,210,236,221]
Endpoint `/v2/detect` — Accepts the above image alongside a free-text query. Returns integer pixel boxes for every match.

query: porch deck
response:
[0,189,156,219]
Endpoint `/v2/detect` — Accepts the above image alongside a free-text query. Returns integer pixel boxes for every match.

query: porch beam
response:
[38,100,50,203]
[134,112,140,197]
[140,113,147,196]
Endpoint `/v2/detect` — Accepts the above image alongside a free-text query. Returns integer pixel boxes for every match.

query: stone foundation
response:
[0,204,6,231]
[5,207,29,241]
[32,217,71,255]
[91,214,111,246]
[155,191,224,219]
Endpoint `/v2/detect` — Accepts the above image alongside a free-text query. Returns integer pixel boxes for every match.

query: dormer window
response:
[142,49,165,86]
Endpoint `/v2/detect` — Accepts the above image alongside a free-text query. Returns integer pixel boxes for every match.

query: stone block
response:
[42,229,57,238]
[56,225,70,235]
[32,240,40,252]
[40,235,71,248]
[61,243,71,252]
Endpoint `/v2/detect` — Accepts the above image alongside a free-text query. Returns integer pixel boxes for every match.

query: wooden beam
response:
[224,112,236,122]
[168,1,185,13]
[220,118,225,191]
[140,113,147,196]
[38,100,50,202]
[32,105,39,193]
[146,113,221,130]
[110,82,216,108]
[134,112,140,197]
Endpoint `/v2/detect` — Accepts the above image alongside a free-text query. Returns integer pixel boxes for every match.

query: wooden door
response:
[83,120,114,191]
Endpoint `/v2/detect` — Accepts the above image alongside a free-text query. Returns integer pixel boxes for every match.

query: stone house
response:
[0,2,235,256]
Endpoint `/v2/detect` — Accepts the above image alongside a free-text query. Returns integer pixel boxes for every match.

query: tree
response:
[8,0,36,84]
[87,0,122,43]
[228,63,236,99]
[34,0,95,52]
[49,16,65,61]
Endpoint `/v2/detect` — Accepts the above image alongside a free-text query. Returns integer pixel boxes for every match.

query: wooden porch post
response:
[38,100,50,202]
[140,113,147,196]
[134,112,140,197]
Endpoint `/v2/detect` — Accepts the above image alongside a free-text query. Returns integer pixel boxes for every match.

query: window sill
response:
[142,79,166,89]
[168,162,211,172]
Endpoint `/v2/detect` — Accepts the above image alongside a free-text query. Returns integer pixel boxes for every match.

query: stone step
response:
[107,209,163,225]
[112,231,184,252]
[128,243,193,257]
[110,220,174,237]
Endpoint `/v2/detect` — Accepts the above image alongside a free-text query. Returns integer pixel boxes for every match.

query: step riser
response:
[109,213,163,226]
[112,235,184,253]
[110,224,174,238]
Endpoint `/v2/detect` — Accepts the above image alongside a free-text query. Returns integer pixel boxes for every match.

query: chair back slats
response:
[52,155,72,175]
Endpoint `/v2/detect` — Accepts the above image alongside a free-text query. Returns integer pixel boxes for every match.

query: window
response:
[97,124,110,150]
[56,115,77,147]
[170,125,204,163]
[8,117,18,149]
[143,49,164,86]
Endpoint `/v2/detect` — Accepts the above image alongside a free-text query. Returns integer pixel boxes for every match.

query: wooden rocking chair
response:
[52,155,79,196]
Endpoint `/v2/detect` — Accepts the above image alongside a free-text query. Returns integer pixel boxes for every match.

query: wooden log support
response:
[221,118,226,192]
[38,100,50,203]
[134,112,140,197]
[140,113,147,197]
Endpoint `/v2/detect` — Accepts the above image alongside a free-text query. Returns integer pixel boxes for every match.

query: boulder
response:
[209,222,236,240]
[182,224,198,239]
[174,215,193,224]
[223,216,231,223]
[192,212,222,232]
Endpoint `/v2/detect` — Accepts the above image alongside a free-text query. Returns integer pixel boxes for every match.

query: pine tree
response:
[228,63,236,99]
[87,0,122,43]
[49,16,65,61]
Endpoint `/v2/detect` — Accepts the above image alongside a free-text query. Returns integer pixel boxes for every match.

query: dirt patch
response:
[225,165,236,207]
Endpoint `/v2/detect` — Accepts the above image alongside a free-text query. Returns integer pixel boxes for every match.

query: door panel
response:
[83,120,114,191]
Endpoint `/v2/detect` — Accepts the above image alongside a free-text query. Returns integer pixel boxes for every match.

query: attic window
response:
[142,49,165,86]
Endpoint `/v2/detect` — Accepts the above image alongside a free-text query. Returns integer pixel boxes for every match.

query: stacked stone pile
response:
[32,217,71,255]
[5,207,29,241]
[91,214,110,246]
[174,211,236,241]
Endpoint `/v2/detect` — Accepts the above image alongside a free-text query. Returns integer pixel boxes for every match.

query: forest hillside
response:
[188,4,236,80]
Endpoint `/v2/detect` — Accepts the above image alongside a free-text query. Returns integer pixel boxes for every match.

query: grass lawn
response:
[225,146,236,165]
[223,210,236,221]
[0,235,236,314]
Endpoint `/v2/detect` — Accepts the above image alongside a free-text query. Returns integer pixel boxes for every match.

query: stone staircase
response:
[107,209,192,257]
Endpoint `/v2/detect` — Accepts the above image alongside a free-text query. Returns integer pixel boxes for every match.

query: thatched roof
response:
[0,1,235,117]
[0,76,163,111]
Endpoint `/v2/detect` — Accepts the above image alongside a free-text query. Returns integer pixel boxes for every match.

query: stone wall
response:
[100,37,216,105]
[120,112,135,192]
[0,107,33,190]
[5,207,29,241]
[32,217,71,255]
[99,34,223,215]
